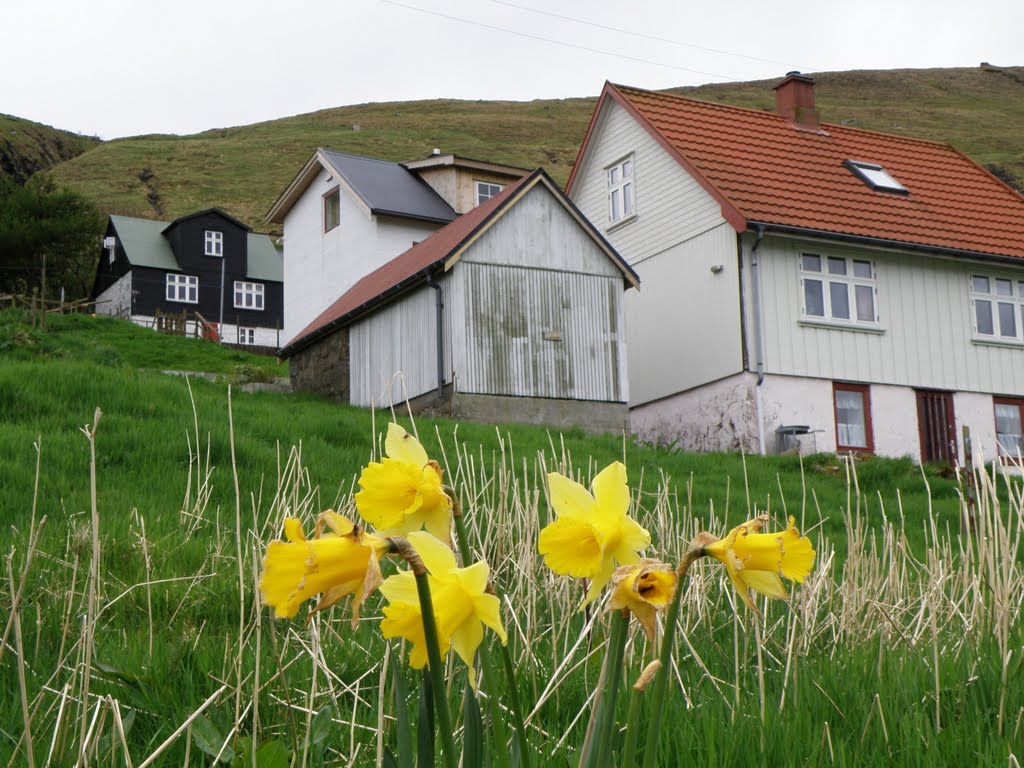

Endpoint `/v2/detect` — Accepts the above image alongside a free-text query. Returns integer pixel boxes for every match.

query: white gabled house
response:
[277,169,640,433]
[566,74,1024,464]
[266,150,528,345]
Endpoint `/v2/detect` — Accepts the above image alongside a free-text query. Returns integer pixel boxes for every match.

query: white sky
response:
[2,0,1021,140]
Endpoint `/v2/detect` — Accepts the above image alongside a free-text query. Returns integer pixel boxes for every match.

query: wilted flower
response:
[607,559,678,647]
[355,423,453,544]
[259,511,388,627]
[380,531,507,687]
[538,461,651,606]
[701,515,815,611]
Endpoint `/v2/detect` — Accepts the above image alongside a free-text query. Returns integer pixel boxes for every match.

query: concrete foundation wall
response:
[630,372,759,452]
[289,329,350,402]
[411,387,629,435]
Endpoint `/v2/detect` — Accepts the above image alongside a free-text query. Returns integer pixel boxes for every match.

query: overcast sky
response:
[2,0,1020,140]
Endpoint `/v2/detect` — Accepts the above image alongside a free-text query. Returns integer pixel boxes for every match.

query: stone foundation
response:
[289,329,350,402]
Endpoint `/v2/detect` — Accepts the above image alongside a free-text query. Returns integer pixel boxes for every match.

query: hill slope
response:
[35,65,1024,230]
[0,114,99,183]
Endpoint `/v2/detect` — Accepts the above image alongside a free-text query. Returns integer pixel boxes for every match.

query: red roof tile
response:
[579,83,1024,260]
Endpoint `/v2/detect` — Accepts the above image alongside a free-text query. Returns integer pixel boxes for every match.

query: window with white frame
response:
[166,274,198,303]
[234,281,264,310]
[204,230,223,257]
[800,253,877,326]
[238,327,257,345]
[970,275,1024,343]
[994,397,1024,460]
[324,188,340,232]
[607,156,634,223]
[475,181,502,205]
[833,382,873,452]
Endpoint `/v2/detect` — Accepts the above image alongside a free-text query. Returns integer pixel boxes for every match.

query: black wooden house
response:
[92,209,283,346]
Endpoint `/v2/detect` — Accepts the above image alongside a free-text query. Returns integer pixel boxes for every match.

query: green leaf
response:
[190,715,231,764]
[417,670,435,768]
[310,705,335,746]
[393,654,413,768]
[383,748,399,768]
[230,737,290,768]
[462,683,484,768]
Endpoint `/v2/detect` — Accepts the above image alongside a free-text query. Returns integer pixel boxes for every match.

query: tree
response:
[0,176,104,301]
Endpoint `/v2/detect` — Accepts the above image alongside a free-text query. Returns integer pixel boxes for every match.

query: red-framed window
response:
[833,382,874,453]
[994,396,1024,461]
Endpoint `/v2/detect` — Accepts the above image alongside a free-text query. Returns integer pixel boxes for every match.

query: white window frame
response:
[204,230,223,257]
[233,281,265,311]
[606,155,635,224]
[166,274,199,304]
[799,252,879,329]
[238,327,257,346]
[970,274,1024,344]
[475,181,503,205]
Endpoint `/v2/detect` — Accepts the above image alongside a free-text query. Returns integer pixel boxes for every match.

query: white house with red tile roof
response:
[567,74,1024,463]
[277,169,640,432]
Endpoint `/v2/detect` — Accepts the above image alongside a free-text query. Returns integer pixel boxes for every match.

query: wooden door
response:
[916,390,956,465]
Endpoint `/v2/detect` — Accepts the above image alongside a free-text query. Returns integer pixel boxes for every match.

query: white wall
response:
[281,168,440,344]
[568,99,744,406]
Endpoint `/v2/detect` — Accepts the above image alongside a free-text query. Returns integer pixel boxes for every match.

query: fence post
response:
[962,424,976,532]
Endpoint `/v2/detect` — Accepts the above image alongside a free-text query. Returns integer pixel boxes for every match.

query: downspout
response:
[426,274,444,400]
[749,225,767,455]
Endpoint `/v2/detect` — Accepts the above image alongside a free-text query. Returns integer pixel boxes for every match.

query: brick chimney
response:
[774,72,819,129]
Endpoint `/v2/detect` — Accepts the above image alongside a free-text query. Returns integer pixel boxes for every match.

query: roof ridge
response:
[609,82,962,151]
[319,148,404,166]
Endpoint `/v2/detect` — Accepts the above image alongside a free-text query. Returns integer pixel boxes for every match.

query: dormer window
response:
[607,155,635,224]
[845,161,907,194]
[205,230,223,257]
[475,181,503,205]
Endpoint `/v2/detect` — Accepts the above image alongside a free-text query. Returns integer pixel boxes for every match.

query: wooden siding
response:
[459,262,625,401]
[755,236,1024,397]
[349,281,451,406]
[624,222,744,405]
[570,100,727,267]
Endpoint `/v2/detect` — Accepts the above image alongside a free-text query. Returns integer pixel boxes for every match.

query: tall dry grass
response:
[2,414,1022,766]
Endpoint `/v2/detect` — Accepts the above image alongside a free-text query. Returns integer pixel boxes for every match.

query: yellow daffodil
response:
[259,511,388,627]
[355,423,453,544]
[701,515,815,611]
[607,559,678,647]
[380,531,507,687]
[538,461,651,606]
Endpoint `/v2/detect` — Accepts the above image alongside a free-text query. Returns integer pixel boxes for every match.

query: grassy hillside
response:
[0,114,99,183]
[35,65,1024,232]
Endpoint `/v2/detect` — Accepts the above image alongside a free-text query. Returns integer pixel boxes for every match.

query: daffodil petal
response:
[283,518,305,543]
[546,472,596,520]
[583,556,617,607]
[407,531,458,576]
[590,461,630,518]
[385,422,429,467]
[450,617,484,688]
[355,458,425,530]
[473,592,507,645]
[739,569,789,600]
[379,569,420,604]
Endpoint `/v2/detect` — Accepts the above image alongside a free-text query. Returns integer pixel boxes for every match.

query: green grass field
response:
[1,310,1021,766]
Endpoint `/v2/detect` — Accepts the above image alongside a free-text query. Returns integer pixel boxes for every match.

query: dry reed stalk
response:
[8,554,36,767]
[76,408,102,766]
[107,695,134,768]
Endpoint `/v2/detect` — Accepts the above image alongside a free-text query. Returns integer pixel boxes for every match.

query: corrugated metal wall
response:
[459,262,626,402]
[349,282,450,407]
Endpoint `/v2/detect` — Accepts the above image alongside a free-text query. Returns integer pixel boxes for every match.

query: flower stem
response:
[390,537,458,768]
[621,661,660,767]
[451,492,532,768]
[640,547,703,768]
[587,609,629,768]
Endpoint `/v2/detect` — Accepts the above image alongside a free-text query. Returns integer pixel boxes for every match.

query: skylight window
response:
[845,160,907,194]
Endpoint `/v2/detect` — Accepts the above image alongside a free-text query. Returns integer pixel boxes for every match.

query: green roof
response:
[246,233,282,281]
[110,215,177,270]
[109,214,281,282]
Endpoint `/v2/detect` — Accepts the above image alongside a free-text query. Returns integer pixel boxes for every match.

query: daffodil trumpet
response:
[607,560,679,653]
[258,511,387,628]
